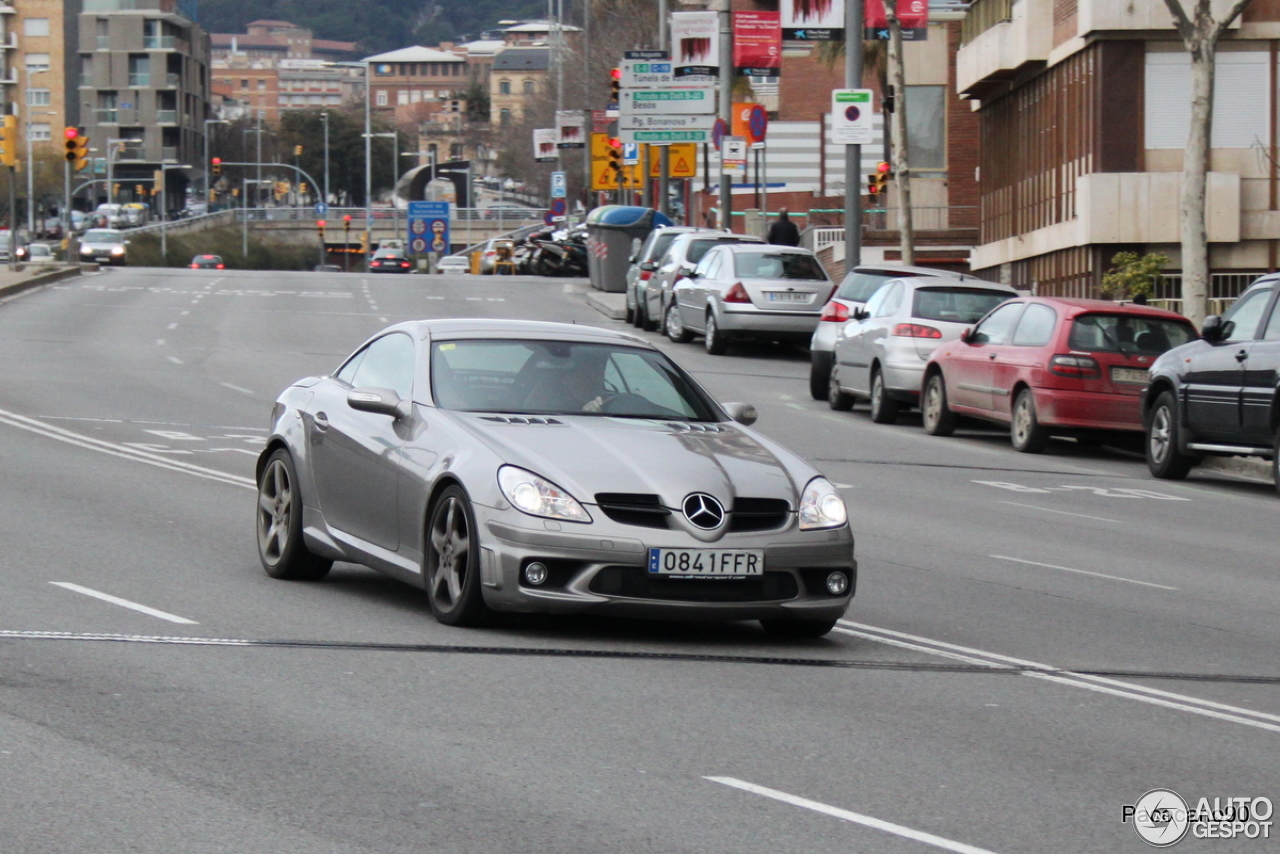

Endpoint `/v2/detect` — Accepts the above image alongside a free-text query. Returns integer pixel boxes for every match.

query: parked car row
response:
[621,236,1280,493]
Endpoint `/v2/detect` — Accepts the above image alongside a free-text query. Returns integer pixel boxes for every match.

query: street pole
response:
[8,166,16,270]
[242,177,249,257]
[63,159,70,250]
[364,61,372,252]
[255,105,262,210]
[322,111,330,205]
[717,4,732,231]
[658,0,670,217]
[844,0,865,271]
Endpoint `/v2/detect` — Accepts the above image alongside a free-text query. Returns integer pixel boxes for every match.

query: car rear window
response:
[1068,314,1197,355]
[687,238,751,264]
[734,252,827,280]
[836,271,897,303]
[912,287,1013,324]
[645,232,679,262]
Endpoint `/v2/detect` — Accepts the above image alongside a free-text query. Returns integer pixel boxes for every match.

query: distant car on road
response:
[256,319,856,637]
[626,226,712,331]
[369,248,412,273]
[646,231,765,334]
[190,254,225,269]
[17,243,56,264]
[437,254,470,274]
[78,229,129,265]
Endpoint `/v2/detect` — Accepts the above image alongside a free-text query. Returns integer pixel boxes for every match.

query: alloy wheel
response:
[257,459,293,565]
[429,496,470,611]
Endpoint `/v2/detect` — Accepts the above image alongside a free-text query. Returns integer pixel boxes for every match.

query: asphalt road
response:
[0,267,1277,853]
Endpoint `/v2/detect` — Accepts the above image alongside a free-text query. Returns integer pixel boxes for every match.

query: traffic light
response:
[607,137,623,174]
[64,127,89,171]
[136,184,145,196]
[609,67,621,104]
[211,156,221,176]
[294,144,302,156]
[317,219,326,240]
[0,115,17,167]
[869,161,891,195]
[299,182,308,196]
[343,214,352,228]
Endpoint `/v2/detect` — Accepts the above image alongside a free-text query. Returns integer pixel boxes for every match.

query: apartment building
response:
[16,0,72,154]
[489,47,548,126]
[958,0,1280,303]
[364,46,468,129]
[77,0,212,208]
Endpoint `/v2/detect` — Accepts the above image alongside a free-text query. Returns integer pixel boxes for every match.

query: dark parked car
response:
[1143,273,1280,487]
[370,248,412,273]
[189,254,225,269]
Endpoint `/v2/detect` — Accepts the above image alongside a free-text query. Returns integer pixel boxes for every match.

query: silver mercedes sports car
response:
[256,319,856,637]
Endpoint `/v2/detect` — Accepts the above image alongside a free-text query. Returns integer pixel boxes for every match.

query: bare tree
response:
[885,0,914,265]
[1160,0,1254,326]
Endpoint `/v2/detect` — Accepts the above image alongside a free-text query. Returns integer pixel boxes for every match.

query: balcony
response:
[97,108,119,123]
[162,145,178,162]
[1076,0,1243,36]
[144,35,175,50]
[957,0,1052,98]
[156,109,177,124]
[128,73,150,87]
[96,35,109,50]
[161,72,180,88]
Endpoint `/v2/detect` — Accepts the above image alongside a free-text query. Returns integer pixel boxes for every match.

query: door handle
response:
[1236,350,1248,363]
[313,412,329,431]
[989,353,998,360]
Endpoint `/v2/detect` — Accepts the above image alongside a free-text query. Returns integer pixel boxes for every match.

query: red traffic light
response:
[876,161,891,173]
[317,220,326,228]
[343,214,352,223]
[64,126,79,140]
[211,157,221,165]
[607,137,622,149]
[610,67,622,80]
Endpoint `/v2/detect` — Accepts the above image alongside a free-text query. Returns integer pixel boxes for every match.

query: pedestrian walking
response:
[766,208,801,246]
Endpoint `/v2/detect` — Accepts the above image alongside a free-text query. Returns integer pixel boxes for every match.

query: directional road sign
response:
[314,202,329,216]
[407,200,449,255]
[621,114,716,132]
[620,128,712,144]
[620,88,716,115]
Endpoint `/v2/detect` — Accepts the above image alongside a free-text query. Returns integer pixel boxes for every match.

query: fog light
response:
[524,562,549,586]
[825,571,849,595]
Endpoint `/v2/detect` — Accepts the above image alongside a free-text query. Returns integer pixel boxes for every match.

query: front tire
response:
[922,373,957,436]
[809,351,834,400]
[760,618,838,639]
[828,366,855,411]
[665,303,692,343]
[704,312,727,355]
[1146,391,1196,480]
[425,485,491,627]
[257,449,332,581]
[1011,388,1050,453]
[869,369,900,424]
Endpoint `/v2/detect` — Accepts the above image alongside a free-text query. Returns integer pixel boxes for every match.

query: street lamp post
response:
[203,118,228,206]
[364,60,372,240]
[320,111,330,205]
[158,163,192,261]
[106,136,143,216]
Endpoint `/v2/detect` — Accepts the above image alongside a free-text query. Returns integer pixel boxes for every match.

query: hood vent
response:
[479,415,564,426]
[664,422,728,433]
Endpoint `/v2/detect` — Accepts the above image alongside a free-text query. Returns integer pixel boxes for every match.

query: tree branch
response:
[1160,0,1197,46]
[1211,0,1257,42]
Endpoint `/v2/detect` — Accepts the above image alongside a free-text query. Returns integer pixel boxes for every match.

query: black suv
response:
[1143,273,1280,488]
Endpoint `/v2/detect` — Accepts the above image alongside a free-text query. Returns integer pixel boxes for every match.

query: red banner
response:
[865,0,929,39]
[733,11,781,75]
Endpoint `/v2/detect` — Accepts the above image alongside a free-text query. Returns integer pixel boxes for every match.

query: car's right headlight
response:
[798,477,848,530]
[497,465,592,523]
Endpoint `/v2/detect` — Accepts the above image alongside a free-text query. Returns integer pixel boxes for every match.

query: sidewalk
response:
[0,263,86,299]
[581,285,1272,484]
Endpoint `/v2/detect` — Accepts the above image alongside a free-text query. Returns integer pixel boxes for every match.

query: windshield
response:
[431,339,719,420]
[687,238,750,264]
[1068,314,1198,355]
[734,252,828,280]
[83,230,123,242]
[646,231,679,263]
[836,271,897,303]
[913,287,1013,323]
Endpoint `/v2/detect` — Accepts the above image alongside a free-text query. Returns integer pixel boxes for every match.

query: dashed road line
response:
[990,554,1179,590]
[50,582,198,625]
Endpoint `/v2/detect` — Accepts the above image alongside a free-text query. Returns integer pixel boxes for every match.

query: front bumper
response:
[474,509,856,622]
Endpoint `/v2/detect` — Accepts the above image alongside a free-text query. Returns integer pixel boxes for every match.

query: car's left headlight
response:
[498,465,592,523]
[110,246,125,255]
[798,477,847,530]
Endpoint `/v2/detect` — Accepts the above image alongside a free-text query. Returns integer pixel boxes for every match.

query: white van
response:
[95,204,124,228]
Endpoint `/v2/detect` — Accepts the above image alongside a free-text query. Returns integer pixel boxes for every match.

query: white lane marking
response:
[379,316,388,323]
[166,356,183,365]
[0,406,254,489]
[50,582,198,625]
[990,554,1179,591]
[0,630,250,645]
[154,339,165,346]
[219,382,254,395]
[166,322,178,330]
[706,777,1000,854]
[180,310,190,316]
[997,500,1119,523]
[837,621,1280,732]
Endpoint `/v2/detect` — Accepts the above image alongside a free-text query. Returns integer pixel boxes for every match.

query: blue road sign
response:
[408,200,450,255]
[314,202,329,216]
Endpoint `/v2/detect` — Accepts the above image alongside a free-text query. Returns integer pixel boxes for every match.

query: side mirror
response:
[852,309,870,322]
[628,254,637,264]
[722,402,758,426]
[348,387,411,419]
[640,261,657,272]
[1201,315,1230,343]
[959,328,974,343]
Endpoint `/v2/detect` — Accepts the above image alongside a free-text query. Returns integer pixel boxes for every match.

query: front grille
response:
[595,493,671,529]
[729,498,791,532]
[589,567,799,602]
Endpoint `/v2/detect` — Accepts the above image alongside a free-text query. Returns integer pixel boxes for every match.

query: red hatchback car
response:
[920,297,1198,452]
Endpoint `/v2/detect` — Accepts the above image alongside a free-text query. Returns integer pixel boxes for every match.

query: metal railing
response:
[143,35,175,50]
[960,0,1013,46]
[226,207,546,225]
[805,206,981,252]
[156,110,176,124]
[128,73,149,87]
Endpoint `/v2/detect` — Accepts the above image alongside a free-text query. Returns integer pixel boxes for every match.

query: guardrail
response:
[227,207,545,225]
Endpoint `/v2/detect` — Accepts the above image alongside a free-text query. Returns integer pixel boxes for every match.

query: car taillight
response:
[724,282,751,303]
[1049,354,1101,378]
[639,270,652,281]
[216,263,224,269]
[819,301,850,322]
[190,263,198,268]
[893,323,943,339]
[401,262,410,267]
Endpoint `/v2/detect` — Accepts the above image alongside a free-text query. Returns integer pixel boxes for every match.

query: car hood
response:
[443,411,811,509]
[81,241,124,249]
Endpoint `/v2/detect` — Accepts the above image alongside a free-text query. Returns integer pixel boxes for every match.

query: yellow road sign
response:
[648,143,698,178]
[590,133,643,190]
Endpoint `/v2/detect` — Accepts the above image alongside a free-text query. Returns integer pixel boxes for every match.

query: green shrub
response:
[125,225,322,271]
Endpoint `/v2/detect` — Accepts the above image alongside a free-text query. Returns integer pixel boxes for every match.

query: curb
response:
[585,290,627,321]
[1200,455,1273,484]
[0,265,86,299]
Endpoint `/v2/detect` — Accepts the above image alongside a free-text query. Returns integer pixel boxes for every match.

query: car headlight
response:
[497,465,591,523]
[110,246,125,255]
[798,477,847,530]
[80,246,92,254]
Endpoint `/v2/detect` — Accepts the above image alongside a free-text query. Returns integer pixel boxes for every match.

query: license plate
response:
[766,292,810,303]
[647,548,764,577]
[1111,366,1149,385]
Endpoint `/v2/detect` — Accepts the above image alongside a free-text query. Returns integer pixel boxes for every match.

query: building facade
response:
[489,47,548,125]
[363,46,469,130]
[958,0,1280,304]
[77,0,212,208]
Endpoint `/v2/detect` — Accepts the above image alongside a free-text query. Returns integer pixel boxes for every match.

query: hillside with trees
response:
[197,0,546,54]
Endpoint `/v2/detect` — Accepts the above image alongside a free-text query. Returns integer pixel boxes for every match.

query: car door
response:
[679,249,723,332]
[945,301,1026,413]
[990,302,1058,417]
[834,282,895,396]
[1184,286,1273,441]
[1240,290,1280,444]
[852,281,905,396]
[308,332,416,551]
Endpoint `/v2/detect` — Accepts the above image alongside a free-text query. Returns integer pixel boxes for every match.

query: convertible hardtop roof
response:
[398,318,654,347]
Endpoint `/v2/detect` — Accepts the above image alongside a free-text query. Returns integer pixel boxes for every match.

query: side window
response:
[1223,288,1274,341]
[350,333,415,399]
[862,284,891,318]
[1263,301,1280,341]
[693,249,719,278]
[1011,303,1058,347]
[971,303,1024,345]
[874,282,904,318]
[334,349,367,384]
